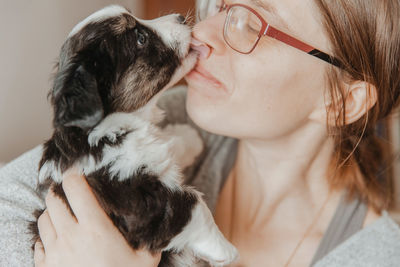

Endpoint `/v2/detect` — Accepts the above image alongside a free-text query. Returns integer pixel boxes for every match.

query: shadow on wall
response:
[0,0,143,163]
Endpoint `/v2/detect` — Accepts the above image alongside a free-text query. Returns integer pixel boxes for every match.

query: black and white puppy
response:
[30,5,237,267]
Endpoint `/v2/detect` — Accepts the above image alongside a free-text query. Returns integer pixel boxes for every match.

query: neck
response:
[232,121,340,230]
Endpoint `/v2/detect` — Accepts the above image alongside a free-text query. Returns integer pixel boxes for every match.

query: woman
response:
[1,0,400,266]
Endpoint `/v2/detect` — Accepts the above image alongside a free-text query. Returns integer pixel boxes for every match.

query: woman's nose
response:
[192,13,226,58]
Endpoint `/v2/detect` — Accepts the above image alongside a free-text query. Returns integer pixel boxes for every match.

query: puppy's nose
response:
[177,15,186,25]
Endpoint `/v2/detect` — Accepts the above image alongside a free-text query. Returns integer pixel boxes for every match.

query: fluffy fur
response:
[29,5,237,267]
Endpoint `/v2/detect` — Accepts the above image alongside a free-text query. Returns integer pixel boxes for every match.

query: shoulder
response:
[0,145,43,185]
[0,144,45,212]
[0,145,45,267]
[315,211,400,267]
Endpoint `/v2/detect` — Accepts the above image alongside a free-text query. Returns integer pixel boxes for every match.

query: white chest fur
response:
[39,111,203,190]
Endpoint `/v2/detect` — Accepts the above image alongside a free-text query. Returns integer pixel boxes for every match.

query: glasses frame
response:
[219,3,343,68]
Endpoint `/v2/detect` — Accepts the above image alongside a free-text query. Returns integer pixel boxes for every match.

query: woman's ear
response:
[309,81,378,126]
[341,81,378,124]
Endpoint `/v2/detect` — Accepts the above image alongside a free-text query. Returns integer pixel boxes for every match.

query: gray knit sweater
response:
[1,86,400,267]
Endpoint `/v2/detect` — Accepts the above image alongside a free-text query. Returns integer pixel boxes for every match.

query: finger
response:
[37,210,57,247]
[45,189,77,234]
[33,241,45,267]
[62,171,108,225]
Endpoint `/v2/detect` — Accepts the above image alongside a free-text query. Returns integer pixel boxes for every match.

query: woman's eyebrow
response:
[250,0,276,13]
[249,0,291,31]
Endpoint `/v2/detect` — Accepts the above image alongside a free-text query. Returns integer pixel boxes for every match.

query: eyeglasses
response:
[202,0,342,68]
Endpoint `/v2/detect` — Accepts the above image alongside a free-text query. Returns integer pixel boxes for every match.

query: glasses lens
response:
[224,6,262,53]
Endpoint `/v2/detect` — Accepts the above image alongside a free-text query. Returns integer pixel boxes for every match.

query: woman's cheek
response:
[187,81,315,140]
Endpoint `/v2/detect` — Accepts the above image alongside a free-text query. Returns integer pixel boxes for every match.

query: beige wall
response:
[0,0,143,163]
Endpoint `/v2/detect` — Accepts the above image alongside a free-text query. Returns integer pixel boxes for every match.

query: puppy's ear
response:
[53,64,104,131]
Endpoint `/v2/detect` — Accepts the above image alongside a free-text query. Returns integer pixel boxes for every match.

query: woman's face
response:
[185,0,334,140]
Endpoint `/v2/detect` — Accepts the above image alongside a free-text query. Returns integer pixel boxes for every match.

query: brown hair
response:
[315,0,400,211]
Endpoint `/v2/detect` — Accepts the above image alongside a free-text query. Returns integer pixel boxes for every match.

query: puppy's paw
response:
[183,200,239,266]
[89,127,128,146]
[88,113,134,147]
[193,233,239,266]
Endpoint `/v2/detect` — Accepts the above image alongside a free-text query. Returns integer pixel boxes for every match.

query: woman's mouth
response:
[186,64,225,89]
[185,37,229,97]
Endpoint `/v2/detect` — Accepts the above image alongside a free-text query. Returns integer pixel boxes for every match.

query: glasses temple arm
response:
[265,26,343,68]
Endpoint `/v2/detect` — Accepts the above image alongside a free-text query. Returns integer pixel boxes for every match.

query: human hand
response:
[34,171,161,267]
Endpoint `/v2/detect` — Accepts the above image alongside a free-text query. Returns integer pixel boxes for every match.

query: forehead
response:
[68,5,129,37]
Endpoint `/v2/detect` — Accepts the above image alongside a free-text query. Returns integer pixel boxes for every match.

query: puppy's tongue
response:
[190,37,210,59]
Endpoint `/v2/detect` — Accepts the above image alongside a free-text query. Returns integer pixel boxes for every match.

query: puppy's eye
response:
[86,59,98,70]
[135,29,147,46]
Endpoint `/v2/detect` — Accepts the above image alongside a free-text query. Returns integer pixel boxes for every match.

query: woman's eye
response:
[136,30,147,46]
[246,17,261,34]
[247,23,259,34]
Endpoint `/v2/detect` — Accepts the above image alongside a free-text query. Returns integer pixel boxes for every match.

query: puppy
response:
[29,5,237,267]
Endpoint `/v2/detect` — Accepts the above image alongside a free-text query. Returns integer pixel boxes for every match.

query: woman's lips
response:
[186,38,229,95]
[186,64,229,97]
[190,64,222,86]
